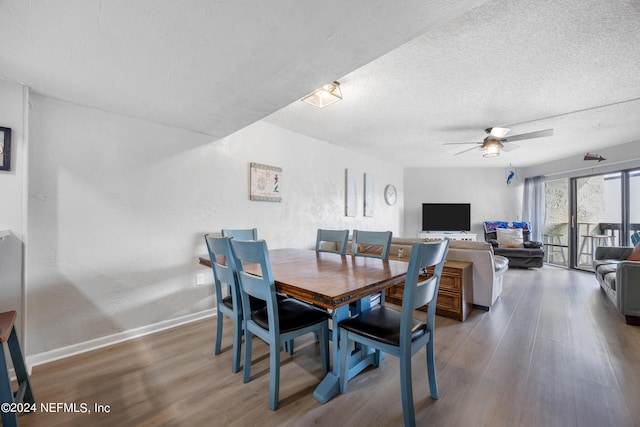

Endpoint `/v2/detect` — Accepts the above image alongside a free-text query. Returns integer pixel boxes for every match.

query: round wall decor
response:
[384,184,397,205]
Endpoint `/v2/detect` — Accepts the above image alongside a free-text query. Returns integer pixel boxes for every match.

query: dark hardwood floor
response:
[17,266,640,426]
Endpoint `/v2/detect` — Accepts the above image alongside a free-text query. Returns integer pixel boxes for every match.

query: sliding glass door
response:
[543,178,569,267]
[574,173,622,271]
[630,170,640,242]
[542,169,638,271]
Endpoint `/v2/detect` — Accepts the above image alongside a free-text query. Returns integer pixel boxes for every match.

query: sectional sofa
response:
[349,237,509,310]
[593,245,640,325]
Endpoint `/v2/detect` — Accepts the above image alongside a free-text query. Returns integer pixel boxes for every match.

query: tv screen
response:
[422,203,471,231]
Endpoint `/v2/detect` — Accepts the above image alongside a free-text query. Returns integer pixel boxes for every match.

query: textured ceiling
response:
[0,0,483,139]
[266,0,640,167]
[1,0,639,168]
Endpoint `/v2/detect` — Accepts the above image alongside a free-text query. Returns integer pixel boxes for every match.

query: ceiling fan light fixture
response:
[301,81,342,108]
[482,140,503,157]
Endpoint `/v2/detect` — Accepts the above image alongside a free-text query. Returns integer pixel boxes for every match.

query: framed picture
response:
[364,173,374,217]
[250,162,282,202]
[0,127,11,171]
[345,169,357,217]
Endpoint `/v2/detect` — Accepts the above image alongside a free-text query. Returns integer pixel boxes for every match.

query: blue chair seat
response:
[252,299,330,333]
[339,305,427,346]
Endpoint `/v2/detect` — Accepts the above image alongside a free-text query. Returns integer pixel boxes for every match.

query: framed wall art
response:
[364,173,374,217]
[250,162,282,202]
[0,127,11,171]
[345,169,357,217]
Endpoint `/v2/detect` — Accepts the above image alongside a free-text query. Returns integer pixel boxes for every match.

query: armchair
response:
[483,221,544,268]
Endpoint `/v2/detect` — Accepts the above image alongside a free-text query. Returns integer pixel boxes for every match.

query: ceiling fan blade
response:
[454,146,481,156]
[502,129,553,143]
[443,142,483,145]
[501,142,520,152]
[488,127,510,138]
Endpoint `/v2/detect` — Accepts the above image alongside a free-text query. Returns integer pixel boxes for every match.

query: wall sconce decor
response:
[0,127,11,171]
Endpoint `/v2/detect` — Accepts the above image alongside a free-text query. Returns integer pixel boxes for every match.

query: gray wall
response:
[403,167,523,238]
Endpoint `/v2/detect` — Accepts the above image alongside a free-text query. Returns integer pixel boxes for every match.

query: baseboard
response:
[26,309,216,370]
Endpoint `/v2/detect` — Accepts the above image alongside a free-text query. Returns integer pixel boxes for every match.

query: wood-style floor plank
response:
[16,266,640,427]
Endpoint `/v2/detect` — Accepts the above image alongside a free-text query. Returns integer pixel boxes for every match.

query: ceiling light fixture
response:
[481,139,503,157]
[301,81,342,108]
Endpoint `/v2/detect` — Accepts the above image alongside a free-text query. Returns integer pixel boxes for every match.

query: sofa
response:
[359,237,509,310]
[483,221,544,268]
[593,245,640,325]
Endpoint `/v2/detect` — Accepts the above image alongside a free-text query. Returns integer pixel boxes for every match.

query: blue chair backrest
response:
[401,240,450,341]
[351,230,393,260]
[229,239,280,334]
[632,231,640,246]
[316,229,349,255]
[204,235,239,306]
[222,228,258,240]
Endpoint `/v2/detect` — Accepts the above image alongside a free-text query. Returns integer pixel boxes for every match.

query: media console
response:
[418,232,477,241]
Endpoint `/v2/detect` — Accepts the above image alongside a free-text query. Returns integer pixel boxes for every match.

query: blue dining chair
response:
[221,228,258,240]
[229,239,330,410]
[351,230,393,260]
[316,229,349,255]
[338,239,450,427]
[351,230,393,306]
[632,231,640,246]
[204,235,247,373]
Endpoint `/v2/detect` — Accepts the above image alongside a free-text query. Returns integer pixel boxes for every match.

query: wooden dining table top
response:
[199,248,409,310]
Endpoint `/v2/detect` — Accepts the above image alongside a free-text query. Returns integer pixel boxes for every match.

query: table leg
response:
[313,297,381,404]
[313,304,349,404]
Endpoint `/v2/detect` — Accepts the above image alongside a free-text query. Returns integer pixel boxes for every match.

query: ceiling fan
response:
[444,127,553,157]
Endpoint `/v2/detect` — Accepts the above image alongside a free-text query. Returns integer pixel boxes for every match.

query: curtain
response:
[523,176,545,242]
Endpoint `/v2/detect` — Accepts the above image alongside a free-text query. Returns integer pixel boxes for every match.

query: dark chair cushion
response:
[222,295,234,310]
[339,306,427,347]
[223,294,269,311]
[252,299,330,333]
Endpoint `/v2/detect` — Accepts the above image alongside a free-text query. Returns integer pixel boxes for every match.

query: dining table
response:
[199,247,410,403]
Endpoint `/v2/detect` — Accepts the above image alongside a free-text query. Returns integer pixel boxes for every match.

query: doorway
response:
[542,169,639,271]
[543,178,569,268]
[573,173,621,271]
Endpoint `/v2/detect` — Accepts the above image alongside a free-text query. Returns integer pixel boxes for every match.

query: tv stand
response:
[418,232,476,241]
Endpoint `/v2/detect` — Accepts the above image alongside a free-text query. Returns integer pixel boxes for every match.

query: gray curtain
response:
[522,176,545,242]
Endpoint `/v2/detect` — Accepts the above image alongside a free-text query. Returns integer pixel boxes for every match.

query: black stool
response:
[0,311,34,427]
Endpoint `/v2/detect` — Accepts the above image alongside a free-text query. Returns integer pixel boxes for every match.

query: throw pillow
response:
[627,242,640,261]
[496,228,524,248]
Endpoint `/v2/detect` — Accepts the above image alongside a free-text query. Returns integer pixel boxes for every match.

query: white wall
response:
[0,81,27,339]
[26,95,403,358]
[403,167,523,238]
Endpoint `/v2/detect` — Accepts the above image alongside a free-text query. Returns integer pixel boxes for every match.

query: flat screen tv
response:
[422,203,471,232]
